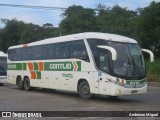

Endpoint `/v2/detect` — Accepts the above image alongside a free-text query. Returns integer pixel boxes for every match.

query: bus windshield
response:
[87,39,146,79]
[108,42,145,79]
[0,57,7,76]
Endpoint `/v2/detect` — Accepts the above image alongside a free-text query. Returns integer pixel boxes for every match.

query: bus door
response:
[97,51,111,95]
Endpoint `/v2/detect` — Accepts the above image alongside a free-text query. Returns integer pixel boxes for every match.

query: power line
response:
[0,3,67,11]
[0,3,98,11]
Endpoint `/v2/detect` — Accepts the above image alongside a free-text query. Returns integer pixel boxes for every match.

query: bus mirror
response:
[97,45,117,61]
[142,49,154,62]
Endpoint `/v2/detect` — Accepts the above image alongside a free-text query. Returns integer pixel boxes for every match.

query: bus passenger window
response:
[70,40,89,62]
[55,42,69,59]
[87,39,110,73]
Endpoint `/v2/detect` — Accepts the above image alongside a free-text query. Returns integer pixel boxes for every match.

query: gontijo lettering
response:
[45,61,81,71]
[49,63,72,70]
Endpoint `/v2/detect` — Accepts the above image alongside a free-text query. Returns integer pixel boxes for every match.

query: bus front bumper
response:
[0,77,7,84]
[110,83,147,96]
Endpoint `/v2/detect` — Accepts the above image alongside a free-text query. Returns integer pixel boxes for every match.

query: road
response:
[0,83,160,120]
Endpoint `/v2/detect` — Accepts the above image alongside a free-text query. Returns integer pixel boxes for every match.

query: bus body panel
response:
[48,71,60,89]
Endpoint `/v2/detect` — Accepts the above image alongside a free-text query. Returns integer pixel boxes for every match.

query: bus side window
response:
[41,44,53,59]
[87,39,110,73]
[70,40,89,62]
[37,46,42,60]
[23,48,29,60]
[55,42,69,59]
[48,44,55,59]
[29,47,35,60]
[8,49,15,61]
[15,48,21,61]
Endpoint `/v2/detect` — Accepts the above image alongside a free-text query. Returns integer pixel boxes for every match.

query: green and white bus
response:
[0,51,7,86]
[7,32,154,98]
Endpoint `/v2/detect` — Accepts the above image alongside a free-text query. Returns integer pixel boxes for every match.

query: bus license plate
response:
[131,90,137,94]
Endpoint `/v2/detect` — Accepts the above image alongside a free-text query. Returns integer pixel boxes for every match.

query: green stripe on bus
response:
[8,63,26,70]
[76,61,81,71]
[33,63,39,70]
[126,79,147,85]
[36,71,41,79]
[8,61,81,71]
[116,77,147,85]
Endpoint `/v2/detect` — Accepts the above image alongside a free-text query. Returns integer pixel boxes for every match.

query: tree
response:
[136,1,160,58]
[0,19,26,52]
[0,19,58,53]
[59,5,97,35]
[96,4,137,37]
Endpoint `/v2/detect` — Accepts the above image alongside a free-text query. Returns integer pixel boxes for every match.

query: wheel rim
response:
[82,85,89,94]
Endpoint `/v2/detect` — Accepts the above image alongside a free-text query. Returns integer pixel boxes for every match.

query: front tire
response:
[78,81,93,99]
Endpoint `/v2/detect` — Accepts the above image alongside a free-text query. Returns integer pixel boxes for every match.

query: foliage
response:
[59,5,97,35]
[0,19,59,52]
[96,4,137,37]
[135,1,160,58]
[146,60,160,82]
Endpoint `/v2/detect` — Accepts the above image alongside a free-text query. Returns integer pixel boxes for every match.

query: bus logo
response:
[45,61,81,71]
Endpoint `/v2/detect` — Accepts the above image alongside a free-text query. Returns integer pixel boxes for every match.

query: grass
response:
[146,59,160,82]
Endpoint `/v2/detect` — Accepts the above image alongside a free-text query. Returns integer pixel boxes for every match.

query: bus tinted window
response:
[8,49,15,61]
[22,48,29,60]
[87,39,110,73]
[70,40,89,62]
[0,57,7,75]
[42,44,55,59]
[8,40,89,61]
[55,42,69,59]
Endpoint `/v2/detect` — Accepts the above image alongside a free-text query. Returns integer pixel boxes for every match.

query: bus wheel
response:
[17,77,24,90]
[24,77,31,91]
[78,81,93,99]
[0,83,3,86]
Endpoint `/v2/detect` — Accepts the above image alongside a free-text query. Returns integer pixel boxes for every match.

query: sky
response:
[0,0,159,28]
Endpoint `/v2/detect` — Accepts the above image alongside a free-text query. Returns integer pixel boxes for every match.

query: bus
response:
[0,51,7,86]
[7,32,154,98]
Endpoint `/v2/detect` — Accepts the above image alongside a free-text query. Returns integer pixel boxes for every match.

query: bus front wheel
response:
[78,81,93,99]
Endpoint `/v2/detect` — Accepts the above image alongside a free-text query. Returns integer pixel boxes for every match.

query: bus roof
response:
[0,51,7,57]
[9,32,138,49]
